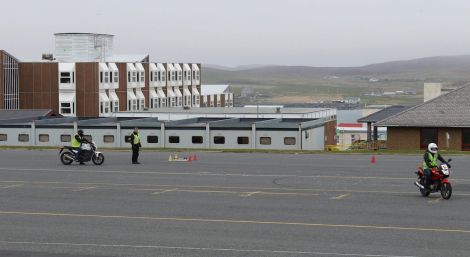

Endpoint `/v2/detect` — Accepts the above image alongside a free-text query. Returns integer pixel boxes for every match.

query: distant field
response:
[203,55,470,105]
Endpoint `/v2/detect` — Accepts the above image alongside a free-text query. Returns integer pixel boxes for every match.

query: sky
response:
[1,0,470,67]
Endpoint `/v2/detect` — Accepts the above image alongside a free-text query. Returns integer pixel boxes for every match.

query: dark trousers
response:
[132,146,140,163]
[424,168,432,188]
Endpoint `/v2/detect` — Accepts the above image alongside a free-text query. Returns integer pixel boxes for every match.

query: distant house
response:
[376,84,470,151]
[201,84,234,108]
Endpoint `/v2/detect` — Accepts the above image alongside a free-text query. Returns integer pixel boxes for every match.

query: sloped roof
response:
[0,109,57,120]
[376,84,470,127]
[358,105,414,123]
[201,84,230,95]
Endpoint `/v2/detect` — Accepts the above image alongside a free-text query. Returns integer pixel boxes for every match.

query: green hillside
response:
[202,55,470,105]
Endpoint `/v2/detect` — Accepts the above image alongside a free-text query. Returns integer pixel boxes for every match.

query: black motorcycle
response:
[59,141,104,165]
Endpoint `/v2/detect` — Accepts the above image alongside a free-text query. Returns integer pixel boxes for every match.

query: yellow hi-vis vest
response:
[71,135,81,148]
[133,134,140,145]
[422,152,438,169]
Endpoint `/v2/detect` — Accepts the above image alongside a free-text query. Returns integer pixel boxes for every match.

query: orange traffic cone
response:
[371,155,376,164]
[188,155,193,162]
[193,154,198,161]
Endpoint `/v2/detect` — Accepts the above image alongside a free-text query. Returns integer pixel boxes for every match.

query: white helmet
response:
[428,143,438,154]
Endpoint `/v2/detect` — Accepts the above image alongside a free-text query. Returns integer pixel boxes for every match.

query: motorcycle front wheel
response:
[440,182,452,200]
[60,152,74,165]
[92,153,104,165]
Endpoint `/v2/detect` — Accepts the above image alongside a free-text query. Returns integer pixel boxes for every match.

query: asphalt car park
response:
[0,150,469,257]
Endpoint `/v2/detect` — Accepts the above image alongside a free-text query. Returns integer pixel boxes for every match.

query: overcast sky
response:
[1,0,470,67]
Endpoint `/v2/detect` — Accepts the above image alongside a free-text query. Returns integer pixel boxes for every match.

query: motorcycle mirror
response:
[448,158,452,162]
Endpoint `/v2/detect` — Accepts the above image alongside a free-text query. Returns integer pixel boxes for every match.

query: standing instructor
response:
[130,127,141,164]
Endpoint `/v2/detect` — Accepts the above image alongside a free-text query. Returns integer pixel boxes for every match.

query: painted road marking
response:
[0,240,416,257]
[73,187,96,192]
[152,188,178,195]
[0,184,23,189]
[2,167,470,182]
[428,198,442,204]
[0,180,469,197]
[240,191,261,197]
[1,210,470,234]
[330,194,349,200]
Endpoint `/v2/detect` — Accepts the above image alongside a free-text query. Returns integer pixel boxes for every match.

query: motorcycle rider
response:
[71,129,89,165]
[416,143,450,189]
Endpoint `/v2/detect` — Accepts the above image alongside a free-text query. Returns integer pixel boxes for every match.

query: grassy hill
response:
[202,55,470,105]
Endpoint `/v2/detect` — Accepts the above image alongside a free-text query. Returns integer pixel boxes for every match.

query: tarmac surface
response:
[0,149,470,257]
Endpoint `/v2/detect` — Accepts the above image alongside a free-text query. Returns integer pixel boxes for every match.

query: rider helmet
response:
[77,129,84,136]
[428,143,438,154]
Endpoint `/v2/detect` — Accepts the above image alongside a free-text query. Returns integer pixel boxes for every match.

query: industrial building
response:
[1,33,233,118]
[0,109,336,150]
[376,84,470,151]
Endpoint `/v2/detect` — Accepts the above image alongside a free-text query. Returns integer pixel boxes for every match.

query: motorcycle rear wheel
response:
[419,178,430,197]
[440,182,452,200]
[92,153,104,165]
[60,152,74,165]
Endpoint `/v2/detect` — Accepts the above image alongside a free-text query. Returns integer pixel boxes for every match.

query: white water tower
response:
[54,33,114,62]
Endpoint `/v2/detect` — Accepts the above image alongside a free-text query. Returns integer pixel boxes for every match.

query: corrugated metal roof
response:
[376,84,470,127]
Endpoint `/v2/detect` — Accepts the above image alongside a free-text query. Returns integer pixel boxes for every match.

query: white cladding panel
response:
[55,33,114,62]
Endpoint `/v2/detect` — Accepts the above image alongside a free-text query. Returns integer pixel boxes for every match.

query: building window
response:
[150,72,154,82]
[284,137,296,145]
[109,72,113,83]
[100,72,103,83]
[128,71,131,82]
[420,128,438,149]
[39,134,50,142]
[132,72,137,82]
[103,135,114,143]
[213,136,225,144]
[462,129,470,151]
[0,134,7,141]
[104,72,109,83]
[169,136,180,144]
[61,134,71,142]
[114,72,119,83]
[260,137,271,145]
[140,72,145,83]
[60,102,72,114]
[237,137,249,145]
[161,72,166,81]
[18,134,29,142]
[178,71,182,81]
[114,101,119,112]
[60,72,72,83]
[147,136,159,144]
[192,136,203,144]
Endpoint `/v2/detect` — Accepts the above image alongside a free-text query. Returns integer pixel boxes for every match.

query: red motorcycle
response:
[414,159,452,200]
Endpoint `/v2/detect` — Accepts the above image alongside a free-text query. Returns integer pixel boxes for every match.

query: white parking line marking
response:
[2,167,468,181]
[73,187,96,192]
[152,188,178,195]
[330,194,349,200]
[0,184,23,189]
[240,191,261,197]
[0,240,417,257]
